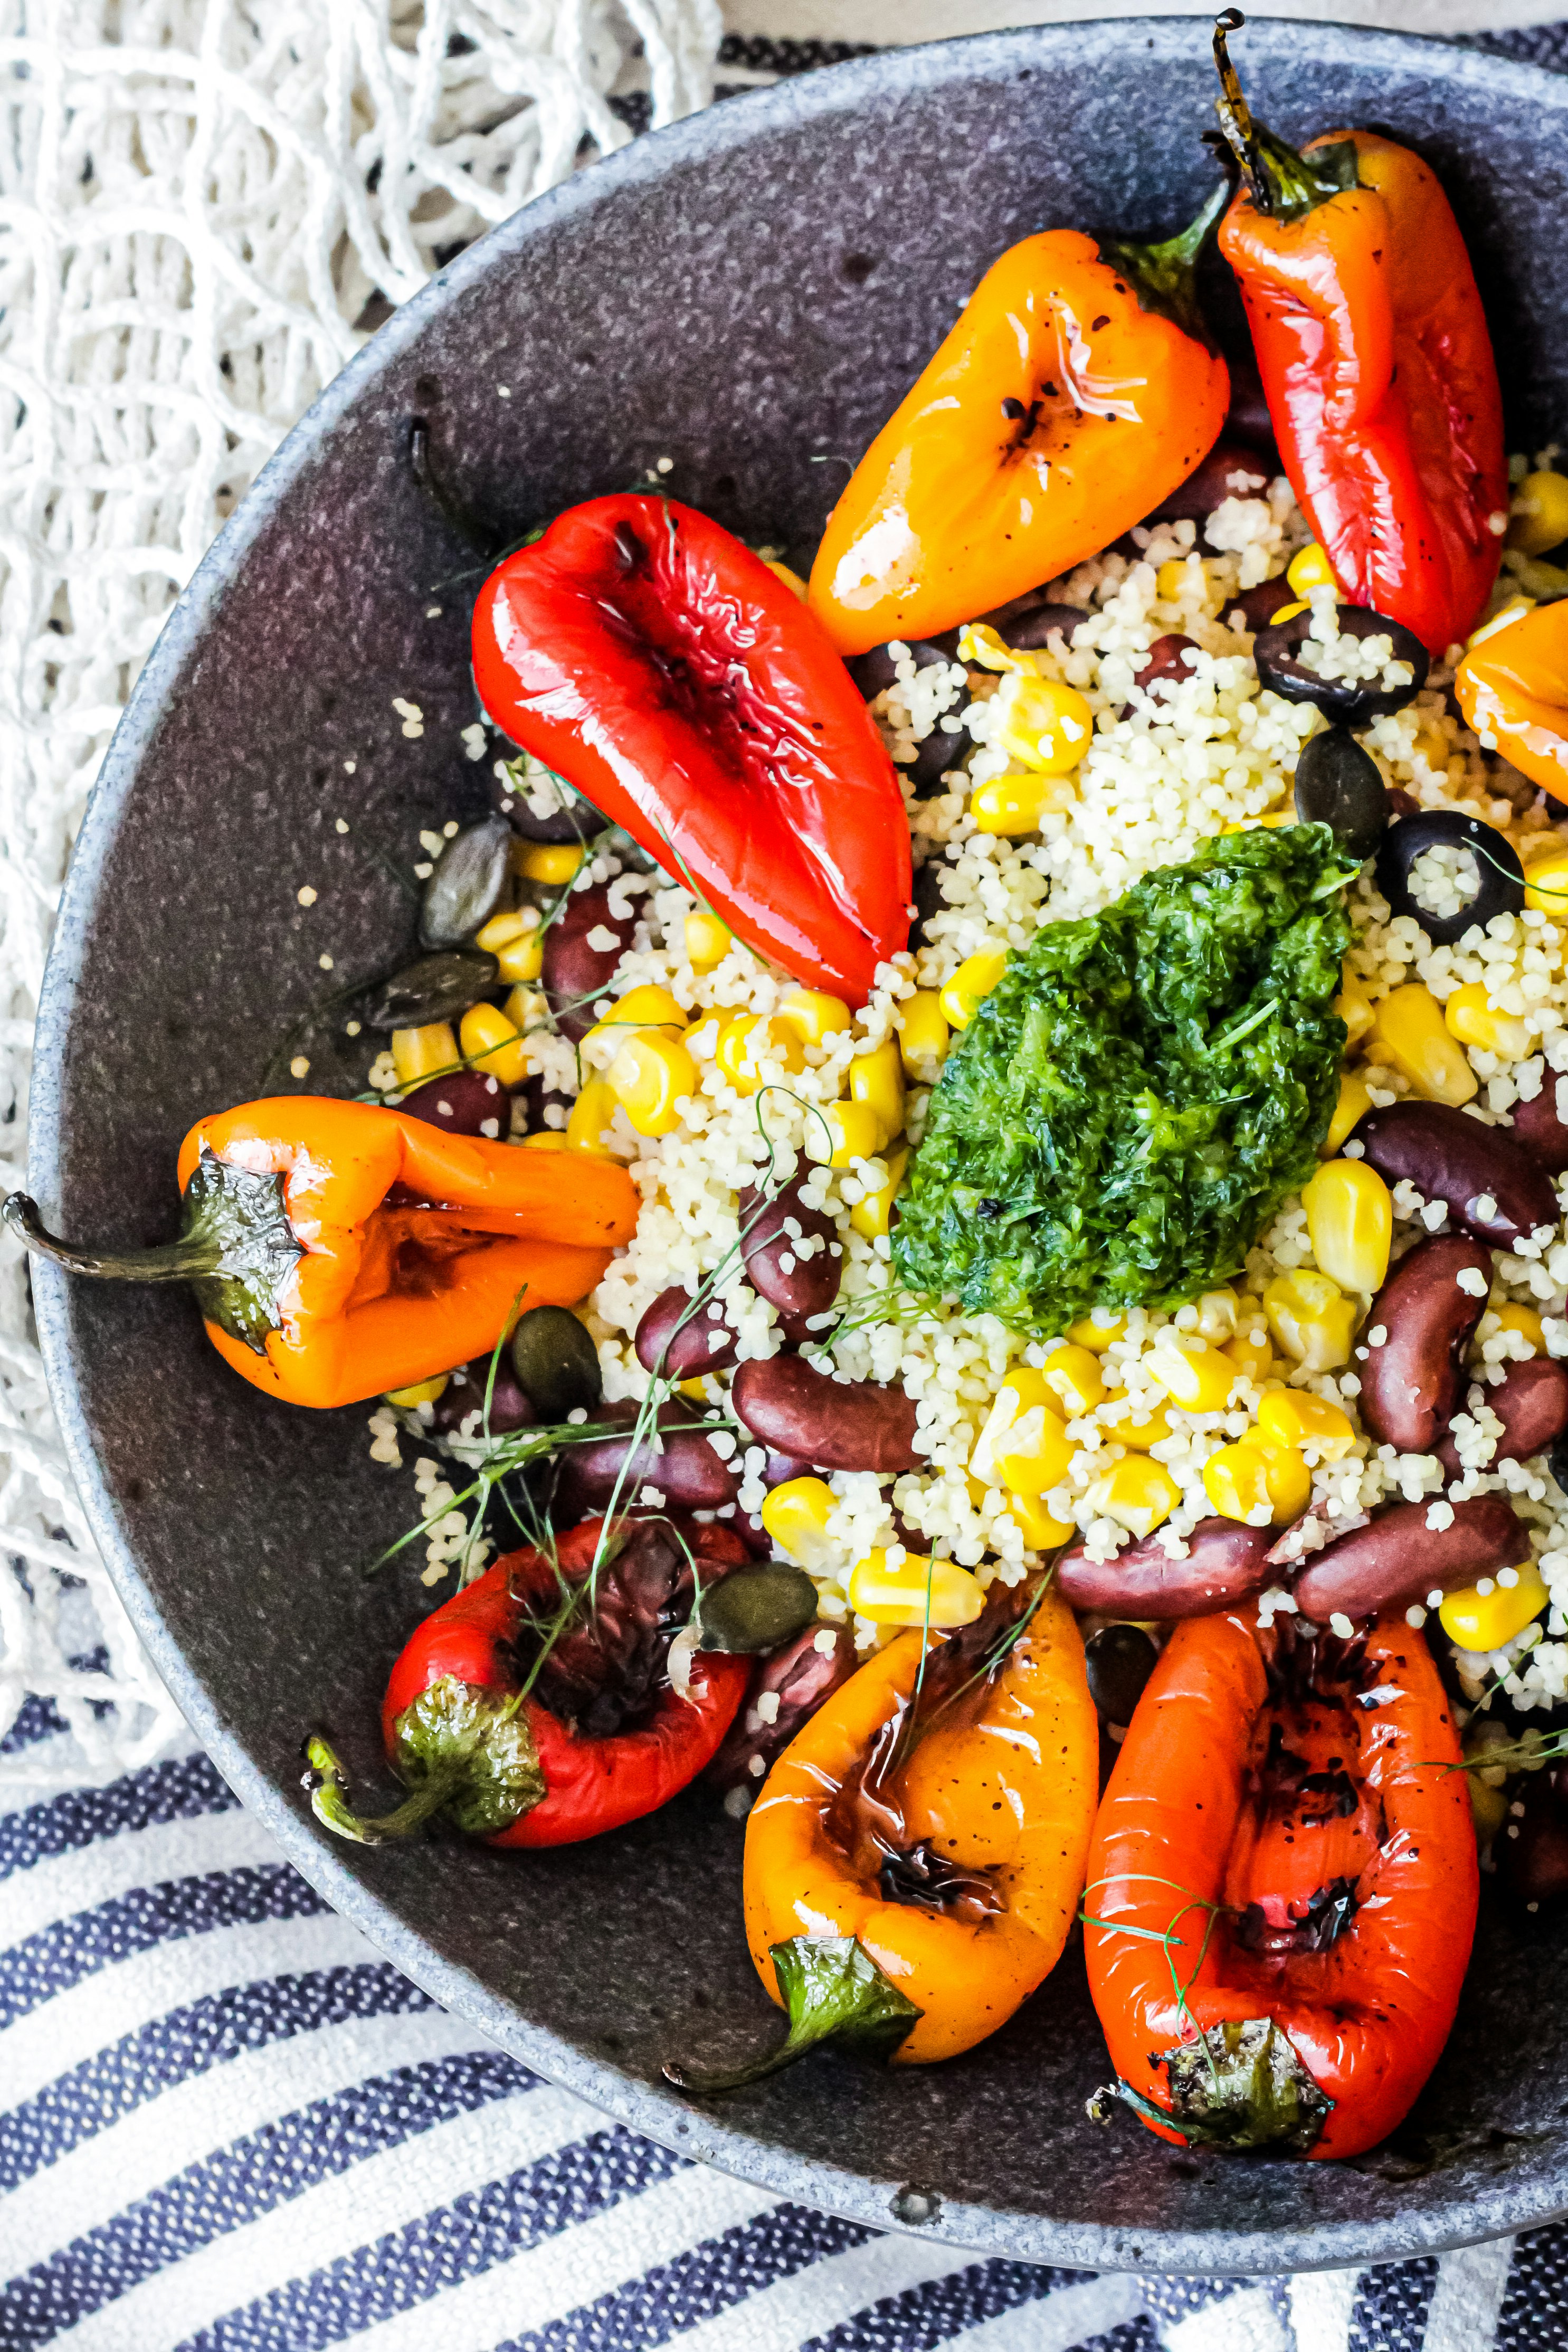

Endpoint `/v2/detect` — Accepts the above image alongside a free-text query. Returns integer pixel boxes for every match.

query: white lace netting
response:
[0,0,721,1788]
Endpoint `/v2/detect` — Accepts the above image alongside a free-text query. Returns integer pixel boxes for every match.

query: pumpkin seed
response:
[419,817,514,949]
[360,950,498,1031]
[698,1563,819,1654]
[510,1304,602,1420]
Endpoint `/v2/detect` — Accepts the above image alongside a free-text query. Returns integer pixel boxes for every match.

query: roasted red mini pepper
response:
[472,495,911,1006]
[307,1516,752,1850]
[1212,15,1505,657]
[3,1097,639,1411]
[1084,1607,1477,2160]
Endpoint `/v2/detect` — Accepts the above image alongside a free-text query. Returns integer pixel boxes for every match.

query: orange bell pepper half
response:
[1454,600,1568,800]
[4,1096,639,1411]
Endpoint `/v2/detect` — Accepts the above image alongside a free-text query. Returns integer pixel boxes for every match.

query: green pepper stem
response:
[1,1192,222,1283]
[303,1732,464,1846]
[663,1934,921,2093]
[1211,11,1358,224]
[1103,179,1230,344]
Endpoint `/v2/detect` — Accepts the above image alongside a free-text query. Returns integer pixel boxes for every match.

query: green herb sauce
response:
[893,826,1357,1331]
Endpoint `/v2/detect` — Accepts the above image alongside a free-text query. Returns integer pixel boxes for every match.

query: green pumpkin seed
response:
[361,951,498,1032]
[419,817,514,950]
[698,1564,819,1654]
[510,1304,602,1420]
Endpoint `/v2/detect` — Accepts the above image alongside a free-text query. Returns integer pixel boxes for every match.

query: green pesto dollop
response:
[892,825,1357,1332]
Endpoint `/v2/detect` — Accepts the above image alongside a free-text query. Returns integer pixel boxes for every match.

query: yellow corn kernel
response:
[459,1002,528,1090]
[1039,1343,1107,1417]
[1524,848,1568,916]
[895,990,949,1079]
[1001,1491,1077,1550]
[821,1098,888,1166]
[1509,470,1568,558]
[514,840,586,885]
[606,1030,697,1137]
[761,1475,837,1568]
[1082,1455,1181,1540]
[765,558,810,600]
[1068,1310,1127,1353]
[850,1144,909,1240]
[391,1020,460,1087]
[1439,1562,1550,1653]
[715,1013,806,1094]
[1256,1388,1356,1462]
[971,1370,1077,1495]
[848,1550,985,1629]
[1301,1158,1393,1293]
[850,1041,905,1143]
[1263,1268,1357,1373]
[1194,1287,1240,1343]
[939,951,1007,1029]
[1266,602,1308,627]
[1336,966,1376,1051]
[384,1373,449,1408]
[502,984,548,1033]
[777,988,852,1046]
[1287,540,1337,596]
[590,984,687,1042]
[1324,1067,1374,1155]
[1155,557,1192,602]
[1493,1301,1545,1353]
[685,908,732,969]
[1444,981,1532,1061]
[474,909,528,954]
[565,1076,619,1156]
[1098,1392,1172,1448]
[1203,1437,1312,1525]
[957,620,1032,673]
[495,927,544,984]
[994,672,1095,774]
[970,772,1066,835]
[522,1131,568,1151]
[1369,982,1478,1107]
[1223,1326,1274,1384]
[1144,1336,1237,1415]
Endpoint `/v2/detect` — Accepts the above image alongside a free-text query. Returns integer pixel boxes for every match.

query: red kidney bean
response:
[1498,1769,1568,1907]
[848,632,959,703]
[541,881,633,1042]
[730,1355,921,1475]
[520,1072,573,1136]
[1510,1083,1568,1175]
[1117,632,1200,721]
[399,1068,510,1137]
[1292,1494,1528,1623]
[1143,440,1272,527]
[430,1357,536,1437]
[1057,1519,1275,1619]
[554,1399,740,1514]
[1352,1101,1560,1249]
[706,1622,858,1798]
[1223,574,1298,635]
[1358,1233,1491,1453]
[1385,786,1420,823]
[738,1175,842,1326]
[984,600,1091,653]
[1437,1357,1568,1481]
[763,1450,813,1487]
[634,1285,739,1380]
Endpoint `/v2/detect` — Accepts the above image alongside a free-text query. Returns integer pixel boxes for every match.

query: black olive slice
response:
[1255,603,1429,725]
[848,633,960,701]
[1374,810,1524,946]
[1293,728,1388,860]
[984,601,1091,653]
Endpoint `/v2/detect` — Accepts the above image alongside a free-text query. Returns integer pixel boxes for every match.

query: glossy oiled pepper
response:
[308,1519,752,1850]
[1454,599,1568,798]
[807,193,1231,657]
[3,1097,638,1410]
[742,1579,1097,2063]
[472,496,910,1006]
[1212,15,1505,657]
[1084,1607,1477,2160]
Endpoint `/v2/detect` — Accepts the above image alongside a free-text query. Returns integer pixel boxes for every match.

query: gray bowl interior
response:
[30,17,1568,2273]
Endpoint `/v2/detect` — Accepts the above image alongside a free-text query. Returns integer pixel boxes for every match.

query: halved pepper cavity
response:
[308,1517,752,1851]
[4,1096,639,1410]
[472,495,911,1005]
[1084,1606,1477,2160]
[1213,15,1505,656]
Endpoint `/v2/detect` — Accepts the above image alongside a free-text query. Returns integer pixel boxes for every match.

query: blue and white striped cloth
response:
[2,1684,1565,2352]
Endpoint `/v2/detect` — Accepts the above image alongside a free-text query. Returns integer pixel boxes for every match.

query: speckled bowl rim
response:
[28,16,1568,2274]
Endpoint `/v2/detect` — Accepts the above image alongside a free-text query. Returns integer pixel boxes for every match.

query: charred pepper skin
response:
[472,495,910,1007]
[1084,1607,1477,2161]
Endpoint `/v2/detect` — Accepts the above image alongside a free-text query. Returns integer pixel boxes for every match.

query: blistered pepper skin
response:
[742,1585,1098,2062]
[808,231,1229,658]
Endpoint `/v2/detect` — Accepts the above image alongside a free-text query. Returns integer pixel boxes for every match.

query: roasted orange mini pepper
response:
[1454,599,1568,799]
[3,1096,638,1410]
[808,196,1231,656]
[715,1579,1097,2074]
[1212,15,1505,658]
[1084,1606,1477,2160]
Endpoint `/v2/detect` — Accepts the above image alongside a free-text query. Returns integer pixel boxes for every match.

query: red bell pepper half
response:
[1084,1606,1477,2160]
[471,495,912,1004]
[306,1516,750,1850]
